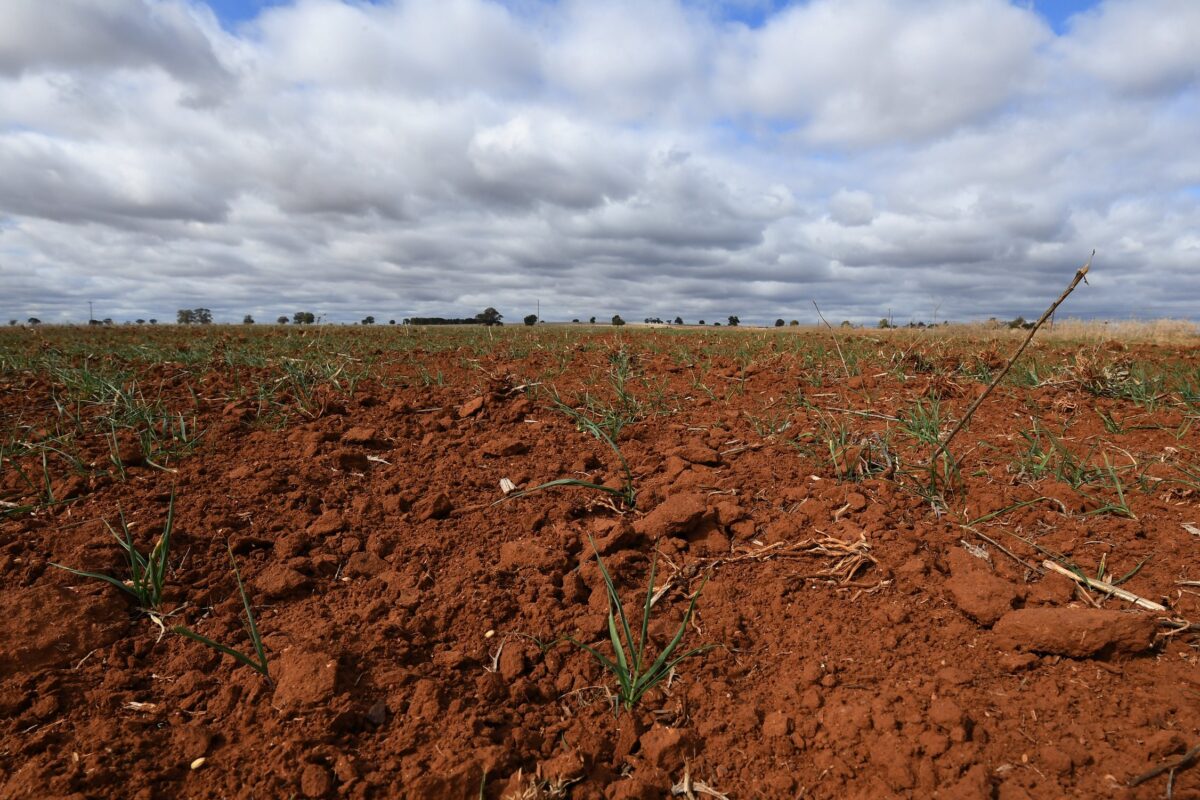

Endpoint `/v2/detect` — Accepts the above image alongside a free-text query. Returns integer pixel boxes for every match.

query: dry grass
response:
[950,318,1200,344]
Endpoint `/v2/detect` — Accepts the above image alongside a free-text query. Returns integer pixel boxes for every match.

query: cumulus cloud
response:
[0,0,1197,325]
[1056,0,1200,95]
[0,0,231,98]
[722,0,1051,145]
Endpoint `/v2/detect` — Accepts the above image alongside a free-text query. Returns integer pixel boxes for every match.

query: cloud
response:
[1056,0,1200,95]
[722,0,1051,145]
[0,0,231,97]
[0,0,1197,325]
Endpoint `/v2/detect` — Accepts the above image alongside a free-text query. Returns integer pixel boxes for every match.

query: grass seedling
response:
[172,544,270,680]
[1081,454,1138,519]
[570,538,713,714]
[52,492,175,613]
[500,392,637,508]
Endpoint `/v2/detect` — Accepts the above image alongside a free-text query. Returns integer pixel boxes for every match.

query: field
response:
[1,322,1199,799]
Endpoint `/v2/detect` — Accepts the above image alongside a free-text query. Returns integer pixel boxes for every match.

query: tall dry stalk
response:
[929,251,1094,466]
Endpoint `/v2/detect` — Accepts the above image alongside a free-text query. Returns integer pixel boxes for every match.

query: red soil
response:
[1,328,1197,799]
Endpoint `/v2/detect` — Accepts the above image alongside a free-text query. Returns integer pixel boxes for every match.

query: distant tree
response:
[714,322,721,326]
[611,314,625,326]
[523,314,538,326]
[149,319,157,325]
[293,311,315,325]
[27,317,41,325]
[277,316,288,324]
[572,318,580,323]
[389,319,396,325]
[103,318,113,326]
[8,320,16,326]
[841,321,853,328]
[88,319,102,326]
[878,319,891,328]
[1008,316,1027,329]
[362,316,375,325]
[674,316,683,325]
[193,308,213,325]
[243,315,255,325]
[475,307,503,326]
[698,319,705,326]
[589,316,596,324]
[789,320,799,326]
[136,319,145,325]
[727,315,739,327]
[775,319,785,327]
[177,309,195,324]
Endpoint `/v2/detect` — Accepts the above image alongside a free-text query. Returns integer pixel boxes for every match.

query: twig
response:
[959,525,1043,574]
[930,251,1093,465]
[1040,559,1166,612]
[1128,743,1200,788]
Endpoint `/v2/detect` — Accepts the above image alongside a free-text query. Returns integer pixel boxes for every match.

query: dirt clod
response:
[943,548,1023,626]
[274,650,339,712]
[634,493,707,539]
[993,607,1156,658]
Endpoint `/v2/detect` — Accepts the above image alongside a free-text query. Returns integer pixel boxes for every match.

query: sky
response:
[1,0,1198,326]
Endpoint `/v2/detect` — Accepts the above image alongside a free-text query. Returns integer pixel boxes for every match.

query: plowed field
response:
[2,324,1198,799]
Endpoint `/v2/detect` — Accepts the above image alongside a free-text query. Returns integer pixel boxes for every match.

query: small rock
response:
[365,700,388,727]
[993,607,1156,658]
[846,492,869,512]
[457,396,485,418]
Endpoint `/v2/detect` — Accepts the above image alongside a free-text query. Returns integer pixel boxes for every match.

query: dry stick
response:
[928,250,1094,467]
[959,525,1043,574]
[1128,743,1200,788]
[1041,559,1167,612]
